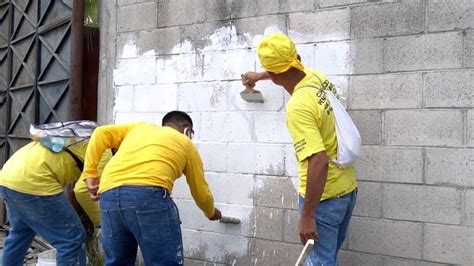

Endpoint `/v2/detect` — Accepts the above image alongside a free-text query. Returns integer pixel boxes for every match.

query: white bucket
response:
[36,249,56,266]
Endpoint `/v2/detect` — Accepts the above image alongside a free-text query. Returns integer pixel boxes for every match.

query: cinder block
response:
[171,176,192,200]
[356,146,423,183]
[114,57,156,85]
[133,84,177,112]
[253,239,301,265]
[256,0,316,15]
[348,217,422,259]
[338,250,383,266]
[114,86,134,112]
[156,56,178,84]
[217,204,256,237]
[136,27,180,55]
[229,0,258,19]
[425,71,474,108]
[353,181,382,218]
[466,31,474,68]
[255,175,298,209]
[423,224,474,264]
[348,111,383,145]
[157,0,230,27]
[200,232,252,264]
[255,206,284,240]
[180,22,232,53]
[427,1,474,32]
[176,53,204,83]
[283,209,299,244]
[233,15,286,48]
[188,112,202,140]
[314,38,383,75]
[227,143,285,176]
[385,110,463,147]
[295,44,316,69]
[202,50,256,81]
[116,32,138,59]
[468,110,474,147]
[177,82,228,112]
[384,32,463,72]
[289,9,350,43]
[227,80,285,112]
[320,0,366,8]
[182,229,203,259]
[206,172,254,206]
[254,112,292,143]
[466,190,474,227]
[199,112,253,142]
[383,257,448,266]
[118,0,154,5]
[114,112,154,124]
[426,148,474,187]
[195,142,228,173]
[176,199,227,234]
[383,184,461,224]
[350,73,422,109]
[284,144,299,177]
[350,0,423,38]
[117,2,157,32]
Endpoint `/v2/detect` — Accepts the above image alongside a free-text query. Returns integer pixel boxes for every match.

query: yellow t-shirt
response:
[0,141,110,226]
[286,68,357,200]
[82,122,215,218]
[0,141,87,195]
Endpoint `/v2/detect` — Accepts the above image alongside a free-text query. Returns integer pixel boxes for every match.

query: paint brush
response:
[240,74,264,103]
[219,216,241,224]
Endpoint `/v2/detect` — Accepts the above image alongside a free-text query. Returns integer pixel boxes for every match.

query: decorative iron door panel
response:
[0,0,74,166]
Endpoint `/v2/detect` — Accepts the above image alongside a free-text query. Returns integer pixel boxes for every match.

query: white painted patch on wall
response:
[113,21,352,263]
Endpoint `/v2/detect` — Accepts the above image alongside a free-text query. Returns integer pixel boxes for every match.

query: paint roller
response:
[219,215,241,224]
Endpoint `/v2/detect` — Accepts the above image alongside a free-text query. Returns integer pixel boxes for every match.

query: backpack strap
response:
[64,149,84,172]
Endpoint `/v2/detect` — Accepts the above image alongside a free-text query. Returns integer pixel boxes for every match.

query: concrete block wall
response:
[99,0,474,265]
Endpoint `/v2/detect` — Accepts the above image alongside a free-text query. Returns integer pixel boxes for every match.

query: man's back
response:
[0,141,86,195]
[96,123,195,194]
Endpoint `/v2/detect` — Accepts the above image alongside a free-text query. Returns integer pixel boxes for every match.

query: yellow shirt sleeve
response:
[74,150,113,226]
[287,95,326,162]
[83,123,141,178]
[184,146,215,218]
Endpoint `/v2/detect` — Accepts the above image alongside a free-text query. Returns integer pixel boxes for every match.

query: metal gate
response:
[0,0,76,166]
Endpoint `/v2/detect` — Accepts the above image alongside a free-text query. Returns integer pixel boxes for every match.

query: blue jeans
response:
[0,186,86,266]
[298,189,357,266]
[99,186,183,266]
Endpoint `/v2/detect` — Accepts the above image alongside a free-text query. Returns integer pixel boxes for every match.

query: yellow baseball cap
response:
[257,33,304,74]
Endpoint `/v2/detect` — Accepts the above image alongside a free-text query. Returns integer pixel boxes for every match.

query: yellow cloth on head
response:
[257,33,304,74]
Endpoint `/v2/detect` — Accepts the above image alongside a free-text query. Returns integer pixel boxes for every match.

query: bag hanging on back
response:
[323,91,362,168]
[30,120,99,153]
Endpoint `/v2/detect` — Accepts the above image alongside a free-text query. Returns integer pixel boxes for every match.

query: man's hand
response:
[209,208,222,221]
[298,215,319,245]
[242,71,269,87]
[85,177,100,201]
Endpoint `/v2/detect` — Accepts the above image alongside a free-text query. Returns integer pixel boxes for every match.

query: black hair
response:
[162,111,193,127]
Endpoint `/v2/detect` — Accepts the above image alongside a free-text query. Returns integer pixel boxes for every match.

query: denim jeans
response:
[298,189,357,266]
[0,186,86,266]
[99,186,183,266]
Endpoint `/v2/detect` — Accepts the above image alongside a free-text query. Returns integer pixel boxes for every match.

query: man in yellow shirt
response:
[0,139,107,266]
[82,110,222,266]
[244,33,357,266]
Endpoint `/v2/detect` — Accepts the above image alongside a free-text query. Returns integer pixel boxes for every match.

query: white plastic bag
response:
[324,91,362,168]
